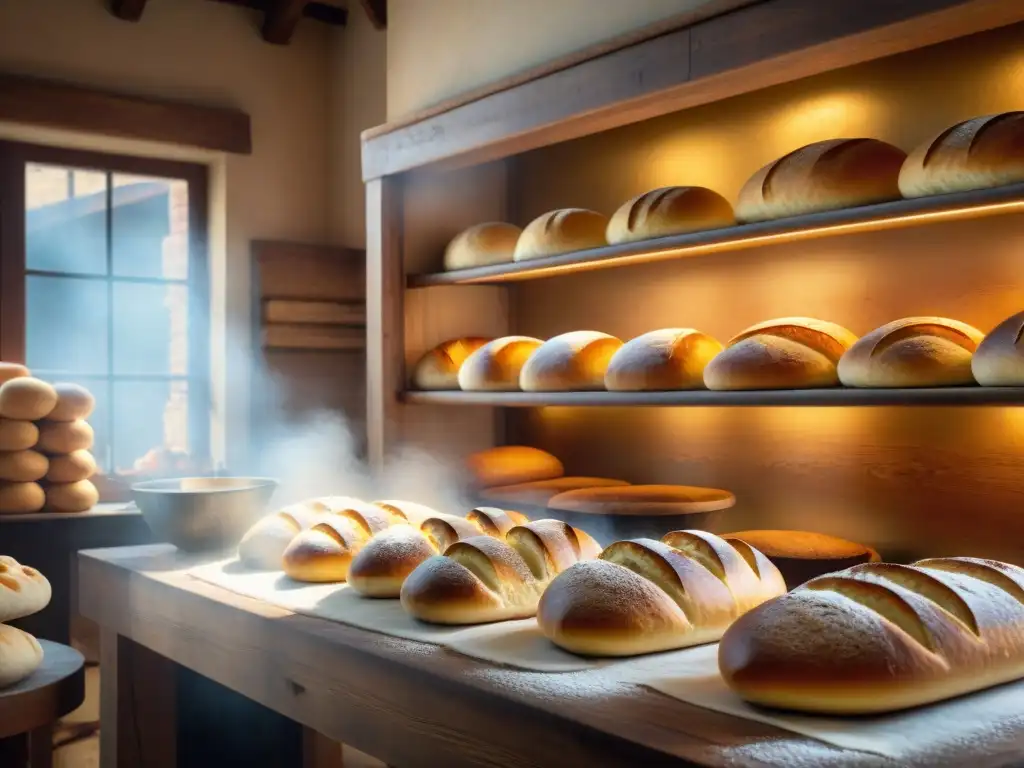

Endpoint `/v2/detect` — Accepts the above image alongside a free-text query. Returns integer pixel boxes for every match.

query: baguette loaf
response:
[480,477,630,508]
[411,337,491,390]
[0,624,44,689]
[722,530,880,588]
[538,530,785,657]
[0,555,51,623]
[719,557,1024,714]
[971,310,1024,386]
[464,445,564,488]
[606,187,734,244]
[514,209,608,262]
[548,484,735,517]
[238,497,342,570]
[519,331,623,392]
[400,519,601,625]
[735,138,906,223]
[605,329,723,391]
[457,336,543,391]
[899,112,1024,198]
[704,317,857,390]
[444,222,522,271]
[837,317,983,388]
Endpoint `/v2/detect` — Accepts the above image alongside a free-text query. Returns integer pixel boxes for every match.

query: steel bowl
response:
[132,476,279,554]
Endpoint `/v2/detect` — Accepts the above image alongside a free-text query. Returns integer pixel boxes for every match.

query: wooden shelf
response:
[407,183,1024,286]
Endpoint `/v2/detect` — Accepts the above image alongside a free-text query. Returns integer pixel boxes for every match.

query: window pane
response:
[112,379,189,472]
[26,275,110,375]
[29,375,112,474]
[111,282,189,376]
[25,164,108,275]
[111,174,189,279]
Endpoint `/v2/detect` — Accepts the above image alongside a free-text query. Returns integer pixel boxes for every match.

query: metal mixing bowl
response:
[132,476,279,554]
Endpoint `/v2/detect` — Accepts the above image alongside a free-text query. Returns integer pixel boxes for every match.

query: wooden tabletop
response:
[77,545,1024,768]
[0,641,85,739]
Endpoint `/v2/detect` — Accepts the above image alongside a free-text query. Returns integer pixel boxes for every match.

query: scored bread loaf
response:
[514,209,609,262]
[411,337,492,390]
[348,507,529,597]
[0,556,51,623]
[719,557,1024,715]
[547,484,735,517]
[444,222,522,270]
[519,331,623,391]
[735,138,906,223]
[837,317,983,387]
[0,624,44,689]
[538,530,786,657]
[479,477,630,508]
[722,530,880,588]
[972,310,1024,386]
[457,336,543,391]
[464,445,564,488]
[371,499,442,525]
[238,497,356,570]
[605,329,723,391]
[606,187,734,244]
[704,317,858,390]
[400,519,601,625]
[899,112,1024,198]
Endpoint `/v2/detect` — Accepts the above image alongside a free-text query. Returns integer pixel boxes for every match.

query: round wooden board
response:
[0,640,85,739]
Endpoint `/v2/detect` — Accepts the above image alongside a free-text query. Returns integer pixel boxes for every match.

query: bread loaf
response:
[47,383,96,421]
[719,557,1024,714]
[0,450,48,483]
[479,477,630,508]
[605,329,723,391]
[899,113,1024,198]
[0,482,45,515]
[0,363,29,386]
[0,555,52,623]
[400,519,601,625]
[444,222,522,270]
[45,479,98,513]
[411,337,491,390]
[837,317,983,387]
[704,317,857,390]
[519,331,623,391]
[457,336,543,391]
[465,445,564,488]
[238,500,330,570]
[0,378,57,421]
[722,530,880,588]
[607,187,734,244]
[0,420,38,452]
[36,420,94,454]
[538,530,786,657]
[971,310,1024,386]
[46,450,97,483]
[371,499,442,525]
[513,209,608,262]
[0,624,44,689]
[548,484,735,517]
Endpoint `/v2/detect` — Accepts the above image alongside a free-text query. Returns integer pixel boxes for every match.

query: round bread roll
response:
[971,310,1024,386]
[722,530,880,588]
[36,420,94,454]
[238,502,325,570]
[47,383,96,421]
[606,186,734,244]
[0,555,52,623]
[465,445,564,488]
[45,479,98,513]
[735,138,907,223]
[457,336,543,391]
[605,329,724,391]
[0,363,30,386]
[519,331,623,392]
[899,112,1024,198]
[480,477,631,508]
[513,208,608,262]
[0,450,48,483]
[281,517,364,583]
[0,623,44,689]
[443,222,522,270]
[45,450,97,483]
[0,482,45,515]
[837,317,983,388]
[0,420,39,452]
[0,377,57,421]
[547,484,736,516]
[411,337,491,390]
[704,317,858,391]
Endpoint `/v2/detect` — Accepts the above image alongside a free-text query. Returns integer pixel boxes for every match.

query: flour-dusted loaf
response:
[0,624,44,689]
[514,209,609,261]
[0,450,48,483]
[606,187,734,244]
[538,530,785,657]
[457,336,543,391]
[464,445,564,488]
[47,383,96,422]
[735,138,906,223]
[400,519,602,625]
[547,484,735,517]
[0,377,57,421]
[838,317,983,387]
[605,329,723,391]
[972,310,1024,386]
[411,337,492,390]
[479,477,630,508]
[519,331,623,391]
[0,420,39,452]
[722,530,880,588]
[704,317,858,390]
[0,556,52,623]
[719,557,1024,714]
[444,222,522,270]
[900,112,1024,198]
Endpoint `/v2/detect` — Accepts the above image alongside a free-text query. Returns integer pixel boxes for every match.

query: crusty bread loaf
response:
[45,479,98,513]
[464,445,564,488]
[704,317,858,390]
[972,310,1024,386]
[238,501,329,570]
[519,331,623,392]
[0,377,57,421]
[899,112,1024,198]
[0,450,48,483]
[457,336,543,391]
[47,383,96,421]
[0,363,29,386]
[0,482,45,515]
[371,499,442,525]
[513,209,609,262]
[0,420,38,452]
[0,555,52,623]
[0,624,44,689]
[479,477,630,508]
[722,530,880,588]
[837,317,983,388]
[400,519,601,625]
[36,420,94,454]
[605,329,723,391]
[411,337,491,390]
[538,530,785,657]
[607,187,734,244]
[45,450,97,483]
[719,557,1024,714]
[443,222,522,270]
[548,484,735,517]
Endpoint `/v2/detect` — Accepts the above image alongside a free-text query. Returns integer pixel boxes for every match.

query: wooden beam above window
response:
[360,0,386,29]
[110,0,149,22]
[262,0,310,45]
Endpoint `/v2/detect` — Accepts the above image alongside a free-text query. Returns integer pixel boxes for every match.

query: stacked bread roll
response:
[37,384,98,512]
[0,556,50,688]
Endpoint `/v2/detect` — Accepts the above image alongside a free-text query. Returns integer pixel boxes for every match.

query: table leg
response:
[99,629,176,768]
[302,727,344,768]
[27,724,53,768]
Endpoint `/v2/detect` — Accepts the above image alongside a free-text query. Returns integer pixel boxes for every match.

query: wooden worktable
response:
[77,545,1024,768]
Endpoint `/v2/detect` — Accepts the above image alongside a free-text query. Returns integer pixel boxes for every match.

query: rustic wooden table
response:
[77,544,1024,768]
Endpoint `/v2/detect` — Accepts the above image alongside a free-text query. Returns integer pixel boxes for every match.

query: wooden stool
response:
[0,641,86,768]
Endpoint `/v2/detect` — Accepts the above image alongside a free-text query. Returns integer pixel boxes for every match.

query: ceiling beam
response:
[360,0,387,29]
[110,0,149,21]
[208,0,346,40]
[262,0,309,44]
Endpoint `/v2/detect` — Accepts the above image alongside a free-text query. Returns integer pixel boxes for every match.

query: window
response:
[0,143,210,473]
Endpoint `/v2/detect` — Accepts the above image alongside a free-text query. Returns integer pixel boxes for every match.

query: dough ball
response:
[45,480,98,513]
[0,378,57,421]
[0,482,45,515]
[0,420,39,452]
[46,450,97,483]
[0,450,48,482]
[47,384,96,422]
[0,363,30,386]
[36,420,94,454]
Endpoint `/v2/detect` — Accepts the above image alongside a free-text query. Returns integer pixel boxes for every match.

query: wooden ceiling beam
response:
[262,0,309,45]
[110,0,149,21]
[360,0,387,29]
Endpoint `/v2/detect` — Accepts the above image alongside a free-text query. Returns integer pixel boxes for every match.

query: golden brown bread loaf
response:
[605,329,723,391]
[606,187,734,244]
[719,557,1024,714]
[457,336,543,391]
[519,331,623,391]
[45,479,98,513]
[899,113,1024,198]
[971,310,1024,386]
[479,477,630,508]
[0,482,45,515]
[45,450,97,483]
[722,530,880,588]
[0,623,44,689]
[538,530,786,657]
[36,420,94,454]
[400,519,602,625]
[0,363,29,386]
[0,378,57,421]
[704,317,857,390]
[443,222,522,270]
[513,209,608,261]
[464,445,564,488]
[237,499,333,570]
[0,450,48,483]
[411,337,491,390]
[0,420,38,452]
[837,317,983,388]
[0,555,52,623]
[47,383,96,421]
[735,138,906,223]
[547,484,735,516]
